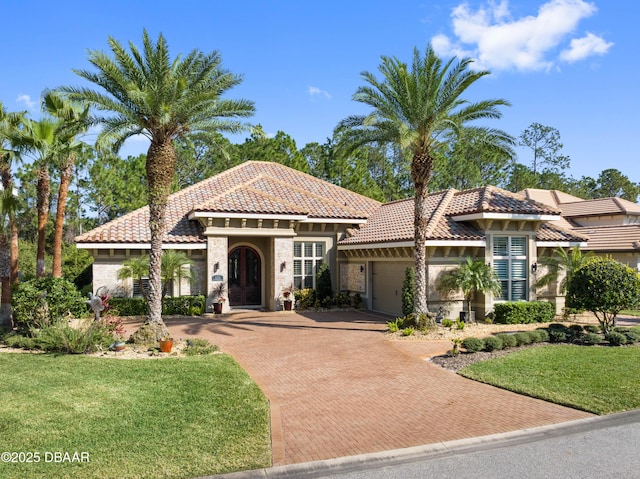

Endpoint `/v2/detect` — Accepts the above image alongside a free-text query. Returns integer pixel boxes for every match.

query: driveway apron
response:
[165,311,592,466]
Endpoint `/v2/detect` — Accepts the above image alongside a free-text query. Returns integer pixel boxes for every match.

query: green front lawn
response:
[459,345,640,414]
[0,353,270,479]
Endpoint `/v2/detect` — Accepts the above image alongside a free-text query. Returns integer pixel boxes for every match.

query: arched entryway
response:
[228,246,261,306]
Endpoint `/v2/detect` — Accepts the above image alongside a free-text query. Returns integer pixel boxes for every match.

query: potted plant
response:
[159,336,174,353]
[211,282,227,314]
[282,284,295,311]
[437,257,502,323]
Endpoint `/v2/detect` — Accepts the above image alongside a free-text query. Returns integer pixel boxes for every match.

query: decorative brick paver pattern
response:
[164,311,592,466]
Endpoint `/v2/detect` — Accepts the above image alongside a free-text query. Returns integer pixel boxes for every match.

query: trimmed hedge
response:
[462,337,484,353]
[108,295,206,316]
[483,335,503,352]
[493,301,555,324]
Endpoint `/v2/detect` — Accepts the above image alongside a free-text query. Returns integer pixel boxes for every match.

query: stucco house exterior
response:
[76,161,636,319]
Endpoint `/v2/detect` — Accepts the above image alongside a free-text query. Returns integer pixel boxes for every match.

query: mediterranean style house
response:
[75,161,638,319]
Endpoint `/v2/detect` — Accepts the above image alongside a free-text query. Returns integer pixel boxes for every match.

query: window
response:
[493,236,527,301]
[293,241,325,289]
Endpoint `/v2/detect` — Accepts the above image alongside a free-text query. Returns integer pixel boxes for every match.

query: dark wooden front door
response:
[228,246,261,306]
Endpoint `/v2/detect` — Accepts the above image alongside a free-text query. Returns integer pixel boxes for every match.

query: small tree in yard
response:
[566,257,640,334]
[402,267,414,316]
[438,257,502,318]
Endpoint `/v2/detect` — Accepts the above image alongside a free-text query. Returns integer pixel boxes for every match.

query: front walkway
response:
[162,311,592,466]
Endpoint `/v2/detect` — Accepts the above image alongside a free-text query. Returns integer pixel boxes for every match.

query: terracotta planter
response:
[283,300,293,311]
[159,338,173,353]
[213,302,223,314]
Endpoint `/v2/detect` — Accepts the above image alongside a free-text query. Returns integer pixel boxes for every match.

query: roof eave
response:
[452,213,560,222]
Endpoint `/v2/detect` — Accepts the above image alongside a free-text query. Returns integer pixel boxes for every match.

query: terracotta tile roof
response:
[575,225,640,251]
[449,186,560,216]
[75,161,381,245]
[559,197,640,217]
[519,188,640,218]
[518,189,584,208]
[339,186,579,246]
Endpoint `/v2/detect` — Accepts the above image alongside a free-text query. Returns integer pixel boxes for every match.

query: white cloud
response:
[432,0,611,72]
[16,94,36,109]
[560,31,613,62]
[308,86,332,99]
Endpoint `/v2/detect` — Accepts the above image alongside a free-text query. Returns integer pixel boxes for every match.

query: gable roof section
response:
[339,186,581,247]
[449,186,560,217]
[76,161,381,245]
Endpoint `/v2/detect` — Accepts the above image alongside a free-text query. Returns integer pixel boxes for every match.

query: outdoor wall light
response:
[214,262,220,272]
[360,265,365,273]
[280,261,286,272]
[531,262,538,274]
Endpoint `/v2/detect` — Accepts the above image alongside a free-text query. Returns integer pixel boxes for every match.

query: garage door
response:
[372,262,410,316]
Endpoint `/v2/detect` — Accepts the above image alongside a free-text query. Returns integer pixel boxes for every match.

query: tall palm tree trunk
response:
[145,140,175,338]
[0,234,11,327]
[10,208,18,285]
[36,167,50,277]
[52,158,74,277]
[412,153,434,319]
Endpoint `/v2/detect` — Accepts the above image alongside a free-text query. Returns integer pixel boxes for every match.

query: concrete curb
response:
[203,410,640,479]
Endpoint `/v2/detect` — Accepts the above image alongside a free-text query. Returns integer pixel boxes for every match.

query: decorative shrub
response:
[294,288,316,310]
[387,320,400,333]
[315,262,333,302]
[567,257,640,334]
[604,331,627,346]
[455,319,465,330]
[37,319,115,354]
[1,332,41,350]
[495,333,517,348]
[462,337,484,353]
[184,338,219,356]
[483,335,503,352]
[567,324,584,340]
[402,327,415,337]
[493,301,555,324]
[526,330,543,343]
[162,295,206,315]
[402,267,414,316]
[614,327,640,344]
[335,292,351,308]
[584,324,601,334]
[441,319,454,328]
[535,329,550,342]
[580,332,601,345]
[352,293,363,309]
[513,332,532,346]
[548,329,568,343]
[13,277,88,331]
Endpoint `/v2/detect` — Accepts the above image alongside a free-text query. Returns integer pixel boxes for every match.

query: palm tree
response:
[336,44,513,318]
[535,246,593,294]
[0,188,19,327]
[117,251,194,300]
[0,103,25,326]
[14,117,64,277]
[117,255,150,300]
[41,91,89,278]
[438,257,502,319]
[161,250,193,298]
[61,30,256,339]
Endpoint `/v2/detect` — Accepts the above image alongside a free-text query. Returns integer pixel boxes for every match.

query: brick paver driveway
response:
[164,311,592,466]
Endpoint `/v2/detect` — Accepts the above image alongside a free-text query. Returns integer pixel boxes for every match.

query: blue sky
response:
[1,0,636,182]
